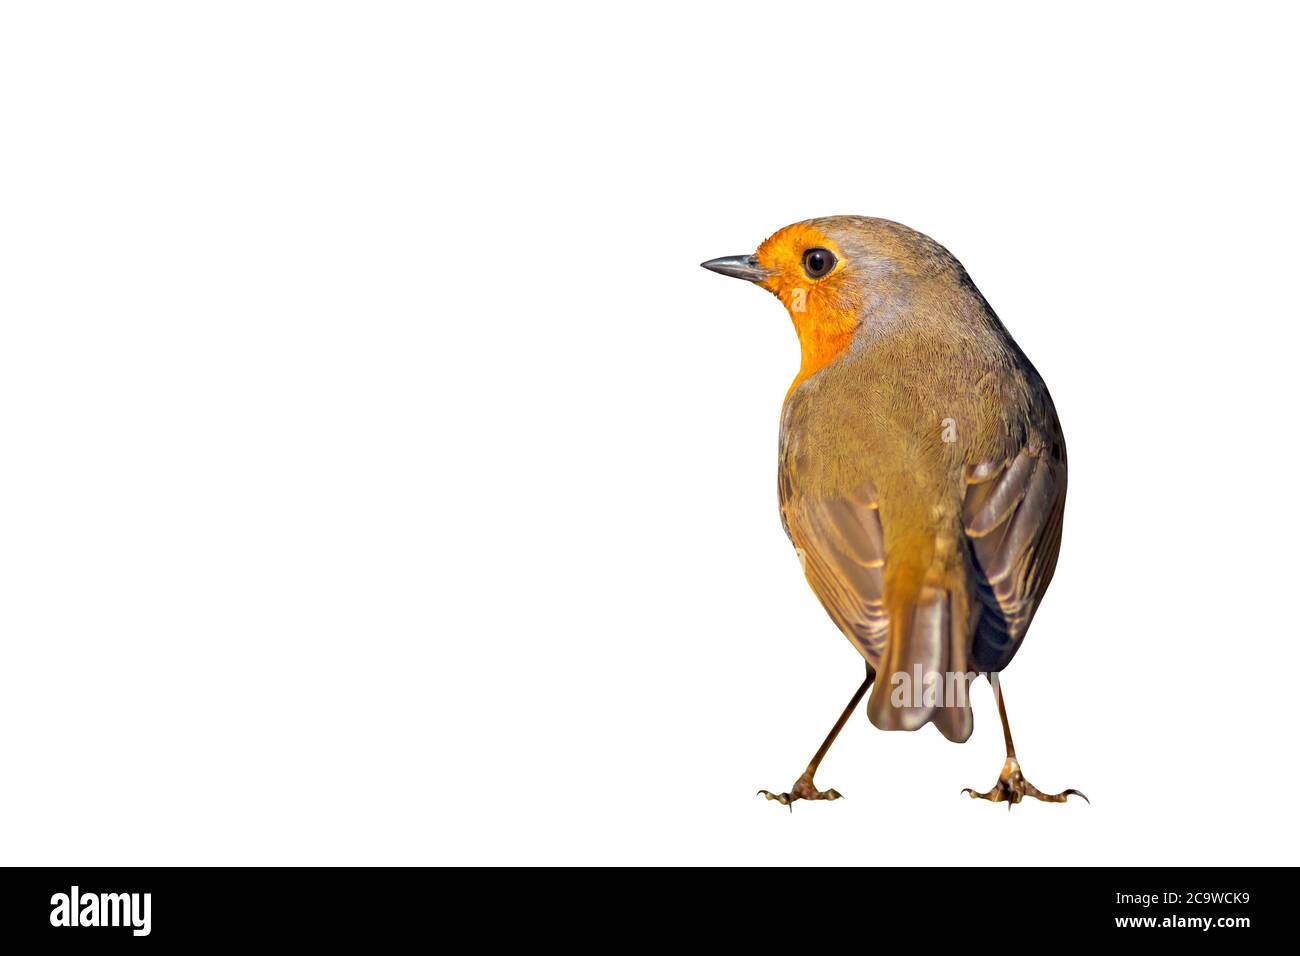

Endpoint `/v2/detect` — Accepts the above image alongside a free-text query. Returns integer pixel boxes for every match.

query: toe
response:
[1024,781,1089,804]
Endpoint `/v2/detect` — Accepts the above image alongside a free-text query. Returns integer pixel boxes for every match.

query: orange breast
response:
[789,320,856,395]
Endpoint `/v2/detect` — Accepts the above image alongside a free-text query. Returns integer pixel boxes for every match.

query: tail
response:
[866,570,977,743]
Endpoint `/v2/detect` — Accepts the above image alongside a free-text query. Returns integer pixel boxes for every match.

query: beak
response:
[700,254,771,283]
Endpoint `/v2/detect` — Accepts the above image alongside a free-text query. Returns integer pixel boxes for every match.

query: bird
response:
[701,216,1086,809]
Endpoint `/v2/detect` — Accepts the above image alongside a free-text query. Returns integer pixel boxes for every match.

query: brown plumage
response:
[703,216,1084,808]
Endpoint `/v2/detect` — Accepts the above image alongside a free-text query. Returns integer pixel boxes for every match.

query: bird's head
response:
[702,216,951,390]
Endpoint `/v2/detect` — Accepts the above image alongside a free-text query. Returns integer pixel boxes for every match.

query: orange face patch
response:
[755,224,861,395]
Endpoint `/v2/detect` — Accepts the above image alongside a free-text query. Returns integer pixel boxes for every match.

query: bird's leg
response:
[759,667,874,810]
[962,673,1088,809]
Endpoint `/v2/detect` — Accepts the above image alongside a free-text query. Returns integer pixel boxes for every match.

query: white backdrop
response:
[3,2,1297,865]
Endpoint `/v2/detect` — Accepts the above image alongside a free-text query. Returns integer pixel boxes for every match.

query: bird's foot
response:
[758,770,843,811]
[962,757,1088,809]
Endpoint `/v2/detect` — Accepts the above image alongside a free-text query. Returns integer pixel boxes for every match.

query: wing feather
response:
[781,487,890,663]
[964,444,1066,671]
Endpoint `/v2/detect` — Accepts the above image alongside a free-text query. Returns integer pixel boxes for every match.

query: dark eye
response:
[802,247,836,279]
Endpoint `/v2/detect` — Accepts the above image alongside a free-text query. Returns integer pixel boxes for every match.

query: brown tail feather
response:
[867,582,975,742]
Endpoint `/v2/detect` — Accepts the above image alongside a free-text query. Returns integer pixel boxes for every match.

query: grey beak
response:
[700,254,771,282]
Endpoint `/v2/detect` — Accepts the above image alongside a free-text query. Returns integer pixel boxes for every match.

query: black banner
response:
[0,866,1284,944]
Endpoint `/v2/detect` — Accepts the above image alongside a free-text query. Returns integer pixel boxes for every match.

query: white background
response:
[2,3,1297,866]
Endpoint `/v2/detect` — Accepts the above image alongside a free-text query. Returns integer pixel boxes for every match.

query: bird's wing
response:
[962,442,1067,671]
[780,482,889,664]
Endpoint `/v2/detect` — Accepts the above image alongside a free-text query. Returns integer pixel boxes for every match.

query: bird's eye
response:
[802,247,836,279]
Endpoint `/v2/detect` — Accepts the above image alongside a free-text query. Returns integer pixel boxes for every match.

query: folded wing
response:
[780,482,890,666]
[963,443,1067,672]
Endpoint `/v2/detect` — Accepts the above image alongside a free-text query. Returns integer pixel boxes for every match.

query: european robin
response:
[702,217,1085,808]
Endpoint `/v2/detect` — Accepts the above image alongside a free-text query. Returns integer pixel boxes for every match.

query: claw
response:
[758,789,789,804]
[758,789,795,812]
[962,757,1087,809]
[758,774,843,810]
